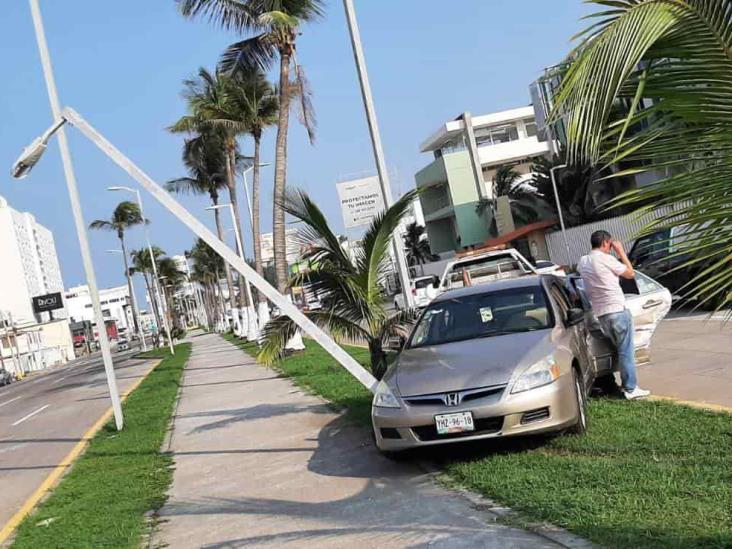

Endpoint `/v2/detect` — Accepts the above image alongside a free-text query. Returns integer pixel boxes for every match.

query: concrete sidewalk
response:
[152,333,570,548]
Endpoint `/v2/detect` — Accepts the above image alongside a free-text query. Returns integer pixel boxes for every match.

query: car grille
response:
[411,416,504,442]
[404,384,506,407]
[521,407,550,424]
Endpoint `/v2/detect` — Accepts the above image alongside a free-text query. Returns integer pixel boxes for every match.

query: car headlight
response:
[511,356,561,394]
[373,380,401,408]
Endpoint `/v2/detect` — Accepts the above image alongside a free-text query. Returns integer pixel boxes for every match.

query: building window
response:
[524,119,538,137]
[474,124,519,147]
[85,304,93,308]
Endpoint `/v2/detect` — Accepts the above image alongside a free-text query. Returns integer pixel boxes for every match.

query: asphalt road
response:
[0,347,159,532]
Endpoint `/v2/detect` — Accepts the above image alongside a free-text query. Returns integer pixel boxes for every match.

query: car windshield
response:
[408,285,553,348]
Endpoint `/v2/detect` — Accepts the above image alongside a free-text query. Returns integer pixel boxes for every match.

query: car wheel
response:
[593,373,621,397]
[568,368,588,436]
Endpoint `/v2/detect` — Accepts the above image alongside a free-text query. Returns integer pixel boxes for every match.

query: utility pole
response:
[342,0,414,309]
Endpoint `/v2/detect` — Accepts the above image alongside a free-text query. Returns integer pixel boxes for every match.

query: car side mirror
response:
[432,276,440,289]
[566,308,584,326]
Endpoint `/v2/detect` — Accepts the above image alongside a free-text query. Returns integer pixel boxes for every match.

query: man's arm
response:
[611,241,635,279]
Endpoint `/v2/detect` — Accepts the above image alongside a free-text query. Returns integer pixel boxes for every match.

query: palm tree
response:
[235,68,278,305]
[259,189,420,379]
[403,222,436,275]
[177,0,322,294]
[189,238,228,330]
[130,246,166,346]
[166,131,238,329]
[158,257,186,335]
[89,201,145,337]
[552,0,732,308]
[170,69,253,316]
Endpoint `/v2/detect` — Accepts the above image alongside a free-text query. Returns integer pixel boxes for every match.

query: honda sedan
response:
[372,275,592,454]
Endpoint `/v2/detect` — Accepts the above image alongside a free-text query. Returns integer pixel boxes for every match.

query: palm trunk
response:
[142,272,161,347]
[252,131,266,303]
[211,193,236,327]
[119,234,140,336]
[273,50,292,293]
[368,338,388,380]
[225,145,250,311]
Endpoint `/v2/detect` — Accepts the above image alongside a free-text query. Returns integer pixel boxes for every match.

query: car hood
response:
[392,330,555,396]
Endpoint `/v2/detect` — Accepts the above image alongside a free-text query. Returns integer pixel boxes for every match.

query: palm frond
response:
[292,57,317,144]
[220,34,277,74]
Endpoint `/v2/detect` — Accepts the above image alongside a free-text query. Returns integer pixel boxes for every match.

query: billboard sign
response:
[32,292,64,313]
[336,176,385,229]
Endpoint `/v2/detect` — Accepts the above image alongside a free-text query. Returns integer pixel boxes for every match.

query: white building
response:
[415,107,551,253]
[64,284,134,338]
[260,229,305,266]
[0,195,66,323]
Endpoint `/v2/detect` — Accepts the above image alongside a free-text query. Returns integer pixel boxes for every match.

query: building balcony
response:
[477,136,550,167]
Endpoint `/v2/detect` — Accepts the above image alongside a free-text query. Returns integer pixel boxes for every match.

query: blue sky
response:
[0,0,589,294]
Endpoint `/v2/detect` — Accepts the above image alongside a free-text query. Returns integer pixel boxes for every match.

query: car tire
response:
[593,373,621,397]
[567,368,588,436]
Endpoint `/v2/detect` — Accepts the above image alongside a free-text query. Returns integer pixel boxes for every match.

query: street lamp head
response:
[11,117,67,180]
[12,137,48,179]
[107,185,134,193]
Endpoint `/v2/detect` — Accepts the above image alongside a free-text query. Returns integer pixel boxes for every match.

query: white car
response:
[568,271,672,366]
[438,248,564,295]
[117,338,130,352]
[394,275,440,310]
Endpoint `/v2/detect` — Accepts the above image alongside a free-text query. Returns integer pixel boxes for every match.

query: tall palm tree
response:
[158,257,186,334]
[177,0,322,293]
[190,237,228,330]
[403,222,435,276]
[130,246,166,346]
[170,69,253,315]
[166,131,239,328]
[235,68,279,304]
[552,0,732,309]
[259,189,420,379]
[89,201,145,336]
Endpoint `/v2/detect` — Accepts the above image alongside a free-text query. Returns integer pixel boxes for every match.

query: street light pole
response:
[106,249,147,352]
[342,0,414,309]
[108,186,174,355]
[28,0,123,430]
[550,164,572,266]
[207,204,258,341]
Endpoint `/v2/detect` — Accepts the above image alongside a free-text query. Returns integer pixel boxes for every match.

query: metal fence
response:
[545,209,668,266]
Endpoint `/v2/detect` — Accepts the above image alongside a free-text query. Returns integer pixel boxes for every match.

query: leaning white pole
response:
[29,0,123,429]
[343,0,414,309]
[63,108,378,392]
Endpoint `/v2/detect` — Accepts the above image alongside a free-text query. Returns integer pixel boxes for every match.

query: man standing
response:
[578,230,650,400]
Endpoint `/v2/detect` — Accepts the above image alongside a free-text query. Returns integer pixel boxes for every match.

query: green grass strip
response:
[222,333,731,548]
[11,344,192,549]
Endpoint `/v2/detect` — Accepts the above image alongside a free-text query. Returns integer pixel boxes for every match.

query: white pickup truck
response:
[437,248,564,295]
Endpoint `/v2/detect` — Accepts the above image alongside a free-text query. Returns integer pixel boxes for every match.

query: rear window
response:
[414,278,433,290]
[443,254,531,290]
[408,285,553,349]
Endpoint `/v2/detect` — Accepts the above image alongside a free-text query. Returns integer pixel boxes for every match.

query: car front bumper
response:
[371,373,579,452]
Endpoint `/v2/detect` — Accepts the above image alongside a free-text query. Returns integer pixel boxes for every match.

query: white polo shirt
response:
[577,250,627,317]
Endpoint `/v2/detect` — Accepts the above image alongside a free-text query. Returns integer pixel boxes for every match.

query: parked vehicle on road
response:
[0,368,13,387]
[437,248,564,295]
[394,275,440,310]
[117,338,130,352]
[373,275,592,454]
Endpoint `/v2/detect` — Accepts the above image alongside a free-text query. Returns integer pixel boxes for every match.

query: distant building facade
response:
[415,107,551,254]
[64,284,134,338]
[0,195,65,323]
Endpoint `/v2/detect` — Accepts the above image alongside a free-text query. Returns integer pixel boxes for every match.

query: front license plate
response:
[435,411,474,435]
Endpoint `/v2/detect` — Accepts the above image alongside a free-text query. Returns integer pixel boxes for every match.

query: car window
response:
[633,271,664,295]
[548,284,571,318]
[629,230,670,265]
[414,278,433,290]
[408,286,553,349]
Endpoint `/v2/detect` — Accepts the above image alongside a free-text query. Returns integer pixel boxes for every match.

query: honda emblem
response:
[445,392,460,407]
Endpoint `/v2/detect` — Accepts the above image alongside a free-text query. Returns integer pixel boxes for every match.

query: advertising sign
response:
[336,176,385,229]
[32,292,64,314]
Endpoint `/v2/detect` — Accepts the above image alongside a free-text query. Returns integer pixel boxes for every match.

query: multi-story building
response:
[0,195,66,323]
[415,107,551,254]
[64,284,134,339]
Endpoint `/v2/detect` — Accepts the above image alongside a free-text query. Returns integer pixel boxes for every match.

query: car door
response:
[565,275,615,377]
[623,272,672,364]
[547,281,595,391]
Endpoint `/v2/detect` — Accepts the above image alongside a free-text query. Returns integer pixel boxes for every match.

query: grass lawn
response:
[223,333,731,549]
[11,344,192,549]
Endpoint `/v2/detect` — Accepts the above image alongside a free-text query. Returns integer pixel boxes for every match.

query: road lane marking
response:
[12,405,50,427]
[0,359,161,545]
[0,397,21,409]
[51,375,68,385]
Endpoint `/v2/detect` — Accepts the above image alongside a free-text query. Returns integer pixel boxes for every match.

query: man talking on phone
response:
[578,230,650,400]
